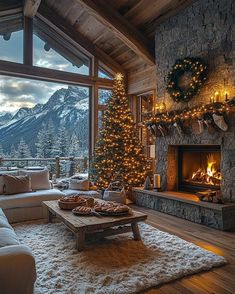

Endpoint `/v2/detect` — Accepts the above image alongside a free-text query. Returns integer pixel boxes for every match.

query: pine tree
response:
[56,125,69,157]
[35,125,47,158]
[68,132,80,157]
[45,120,56,158]
[36,120,57,158]
[0,144,4,157]
[90,73,152,189]
[10,145,17,158]
[17,138,31,158]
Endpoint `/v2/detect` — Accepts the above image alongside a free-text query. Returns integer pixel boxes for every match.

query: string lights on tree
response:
[90,73,152,189]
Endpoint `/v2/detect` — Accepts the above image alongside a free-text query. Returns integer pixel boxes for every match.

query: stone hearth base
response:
[132,188,235,231]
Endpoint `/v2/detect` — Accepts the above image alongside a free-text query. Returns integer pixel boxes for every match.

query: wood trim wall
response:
[127,65,156,95]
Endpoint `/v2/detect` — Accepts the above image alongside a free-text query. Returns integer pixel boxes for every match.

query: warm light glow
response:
[115,73,124,81]
[214,91,219,102]
[154,102,166,113]
[190,154,222,186]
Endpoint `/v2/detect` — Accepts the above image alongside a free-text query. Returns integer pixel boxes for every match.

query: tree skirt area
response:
[13,221,226,294]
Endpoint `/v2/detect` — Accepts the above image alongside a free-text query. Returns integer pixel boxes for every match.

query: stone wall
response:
[154,0,235,202]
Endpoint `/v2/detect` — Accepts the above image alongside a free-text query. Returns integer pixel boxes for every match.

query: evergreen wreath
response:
[166,57,207,103]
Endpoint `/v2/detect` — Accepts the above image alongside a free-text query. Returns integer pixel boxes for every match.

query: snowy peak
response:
[64,86,88,105]
[0,113,13,126]
[12,103,44,121]
[32,103,43,114]
[13,107,32,120]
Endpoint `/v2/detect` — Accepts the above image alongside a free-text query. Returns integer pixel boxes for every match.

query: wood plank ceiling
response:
[0,0,196,74]
[43,0,196,73]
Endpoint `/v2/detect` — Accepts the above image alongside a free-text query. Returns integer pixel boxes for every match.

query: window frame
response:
[0,13,116,159]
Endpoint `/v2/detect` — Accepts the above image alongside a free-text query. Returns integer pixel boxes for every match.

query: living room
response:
[0,0,234,293]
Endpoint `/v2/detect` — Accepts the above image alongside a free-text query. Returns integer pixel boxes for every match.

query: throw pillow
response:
[3,175,32,195]
[0,171,20,194]
[0,176,3,194]
[19,169,51,190]
[69,179,89,191]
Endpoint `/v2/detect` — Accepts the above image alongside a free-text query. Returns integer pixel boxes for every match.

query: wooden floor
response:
[132,205,235,294]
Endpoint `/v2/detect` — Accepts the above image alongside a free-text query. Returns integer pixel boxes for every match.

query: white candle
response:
[154,174,161,188]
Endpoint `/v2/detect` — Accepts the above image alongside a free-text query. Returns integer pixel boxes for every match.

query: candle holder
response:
[153,187,162,192]
[153,173,161,192]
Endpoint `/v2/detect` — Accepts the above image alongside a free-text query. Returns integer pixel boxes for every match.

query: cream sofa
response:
[0,169,66,223]
[0,169,101,223]
[1,188,65,223]
[0,169,101,294]
[0,208,36,294]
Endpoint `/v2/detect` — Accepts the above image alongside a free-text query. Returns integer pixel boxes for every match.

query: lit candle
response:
[210,96,214,103]
[214,91,219,102]
[224,91,228,102]
[154,174,161,189]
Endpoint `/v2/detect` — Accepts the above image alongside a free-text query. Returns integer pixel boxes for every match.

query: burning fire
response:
[190,154,221,186]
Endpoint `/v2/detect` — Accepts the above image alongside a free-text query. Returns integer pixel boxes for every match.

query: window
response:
[0,30,23,63]
[135,91,155,156]
[98,88,112,105]
[98,68,113,80]
[33,34,90,75]
[97,88,112,129]
[0,75,90,159]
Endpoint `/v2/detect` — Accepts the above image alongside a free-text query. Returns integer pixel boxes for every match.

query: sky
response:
[0,30,89,114]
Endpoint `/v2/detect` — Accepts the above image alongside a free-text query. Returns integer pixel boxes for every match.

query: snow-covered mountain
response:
[0,86,89,156]
[12,104,44,120]
[0,113,13,126]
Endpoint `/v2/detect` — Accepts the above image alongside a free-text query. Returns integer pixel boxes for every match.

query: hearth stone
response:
[132,188,235,231]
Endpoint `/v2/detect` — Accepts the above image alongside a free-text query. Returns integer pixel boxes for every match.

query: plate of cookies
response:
[94,201,131,216]
[72,206,92,216]
[58,195,89,210]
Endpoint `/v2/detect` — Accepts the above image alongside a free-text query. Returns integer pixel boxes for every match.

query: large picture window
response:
[0,75,90,159]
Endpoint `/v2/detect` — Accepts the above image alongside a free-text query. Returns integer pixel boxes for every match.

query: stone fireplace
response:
[153,0,235,203]
[167,145,221,193]
[132,0,235,230]
[157,128,235,203]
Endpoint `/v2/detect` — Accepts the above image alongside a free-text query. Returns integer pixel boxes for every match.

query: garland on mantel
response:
[145,98,235,137]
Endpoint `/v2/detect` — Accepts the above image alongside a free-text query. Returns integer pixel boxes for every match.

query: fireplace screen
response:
[178,145,221,192]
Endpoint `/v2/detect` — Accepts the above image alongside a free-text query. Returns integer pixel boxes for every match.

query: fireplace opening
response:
[178,145,221,192]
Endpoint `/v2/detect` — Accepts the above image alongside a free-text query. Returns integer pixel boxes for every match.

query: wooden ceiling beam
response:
[75,0,155,65]
[24,0,41,18]
[37,3,125,74]
[0,59,114,87]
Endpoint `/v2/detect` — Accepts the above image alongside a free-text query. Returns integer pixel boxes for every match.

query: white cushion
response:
[20,169,51,190]
[0,228,19,247]
[63,189,101,198]
[0,189,65,209]
[69,179,89,190]
[0,209,12,230]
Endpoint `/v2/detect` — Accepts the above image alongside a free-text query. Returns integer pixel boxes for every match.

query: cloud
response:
[0,76,64,113]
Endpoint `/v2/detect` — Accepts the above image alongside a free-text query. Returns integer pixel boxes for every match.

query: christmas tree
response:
[91,73,152,189]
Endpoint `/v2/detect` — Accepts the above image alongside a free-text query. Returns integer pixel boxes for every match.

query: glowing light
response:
[115,73,124,81]
[190,154,222,186]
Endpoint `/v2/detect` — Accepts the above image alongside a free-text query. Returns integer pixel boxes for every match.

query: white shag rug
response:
[14,221,226,294]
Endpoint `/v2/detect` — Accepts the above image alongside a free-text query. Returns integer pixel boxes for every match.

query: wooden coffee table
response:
[42,200,147,251]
